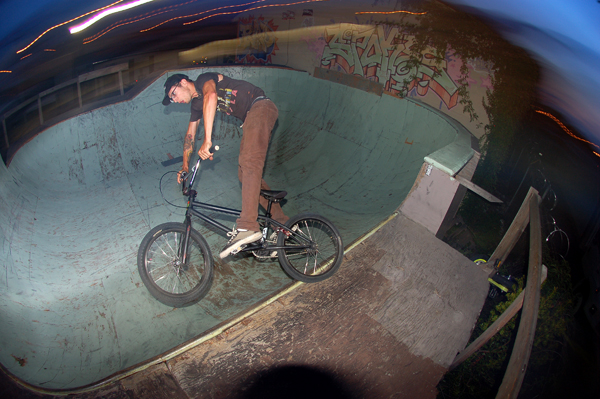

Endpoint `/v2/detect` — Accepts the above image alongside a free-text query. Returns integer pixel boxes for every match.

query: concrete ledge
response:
[425,133,474,176]
[418,99,475,177]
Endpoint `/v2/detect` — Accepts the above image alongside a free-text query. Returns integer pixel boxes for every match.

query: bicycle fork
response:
[179,215,193,265]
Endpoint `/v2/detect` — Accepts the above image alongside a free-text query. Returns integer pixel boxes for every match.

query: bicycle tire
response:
[277,213,343,283]
[137,222,214,307]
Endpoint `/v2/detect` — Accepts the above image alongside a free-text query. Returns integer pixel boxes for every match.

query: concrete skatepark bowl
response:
[0,67,486,391]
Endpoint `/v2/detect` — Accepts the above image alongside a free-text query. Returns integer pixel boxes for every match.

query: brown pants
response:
[236,99,288,231]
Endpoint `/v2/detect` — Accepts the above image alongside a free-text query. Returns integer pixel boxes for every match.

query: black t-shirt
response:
[190,73,266,123]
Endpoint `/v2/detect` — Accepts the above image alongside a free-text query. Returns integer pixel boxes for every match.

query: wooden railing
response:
[1,63,129,161]
[449,187,546,399]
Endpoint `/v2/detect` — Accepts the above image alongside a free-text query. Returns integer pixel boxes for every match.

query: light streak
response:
[355,10,427,15]
[44,49,56,52]
[535,109,600,150]
[83,8,175,44]
[86,0,325,46]
[84,0,208,44]
[0,71,12,73]
[70,0,155,34]
[140,0,267,33]
[17,0,125,54]
[20,53,33,60]
[184,0,328,26]
[594,151,600,158]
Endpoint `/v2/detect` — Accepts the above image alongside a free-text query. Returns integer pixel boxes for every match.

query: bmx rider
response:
[162,72,288,258]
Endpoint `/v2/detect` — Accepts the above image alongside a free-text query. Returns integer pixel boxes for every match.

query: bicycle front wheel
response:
[277,213,343,283]
[137,222,214,307]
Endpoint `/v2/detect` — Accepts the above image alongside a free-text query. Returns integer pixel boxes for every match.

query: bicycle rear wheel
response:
[277,213,343,283]
[137,222,214,307]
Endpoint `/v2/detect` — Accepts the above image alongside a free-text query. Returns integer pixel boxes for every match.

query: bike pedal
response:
[230,245,246,256]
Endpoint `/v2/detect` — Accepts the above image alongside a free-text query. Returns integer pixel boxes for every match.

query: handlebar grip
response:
[181,145,219,190]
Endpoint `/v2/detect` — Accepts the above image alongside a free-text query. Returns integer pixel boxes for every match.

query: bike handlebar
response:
[181,145,219,195]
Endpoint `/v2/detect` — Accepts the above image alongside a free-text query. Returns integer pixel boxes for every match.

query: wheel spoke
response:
[278,215,343,283]
[138,223,214,307]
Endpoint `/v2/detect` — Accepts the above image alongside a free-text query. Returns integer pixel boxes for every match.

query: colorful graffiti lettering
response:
[237,16,279,64]
[321,24,460,109]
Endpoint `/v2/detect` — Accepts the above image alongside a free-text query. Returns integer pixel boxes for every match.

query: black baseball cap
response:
[162,73,189,105]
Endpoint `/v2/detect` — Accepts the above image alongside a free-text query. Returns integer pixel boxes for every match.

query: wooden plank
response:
[79,63,129,82]
[454,175,502,203]
[118,70,124,95]
[449,265,547,370]
[367,215,489,366]
[77,80,82,108]
[496,193,543,399]
[456,151,480,180]
[39,78,78,97]
[118,363,188,399]
[2,96,37,119]
[37,95,43,125]
[3,118,8,148]
[488,187,539,270]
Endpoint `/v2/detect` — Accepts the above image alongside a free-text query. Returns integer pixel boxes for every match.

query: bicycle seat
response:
[260,190,287,202]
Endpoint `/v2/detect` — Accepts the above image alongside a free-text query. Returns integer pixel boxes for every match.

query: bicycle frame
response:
[181,157,311,256]
[137,154,344,307]
[184,198,292,253]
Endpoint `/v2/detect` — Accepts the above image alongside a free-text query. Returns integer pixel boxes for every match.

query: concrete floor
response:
[0,67,484,391]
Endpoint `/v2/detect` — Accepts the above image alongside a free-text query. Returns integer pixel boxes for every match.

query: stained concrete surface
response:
[1,214,490,398]
[0,67,481,390]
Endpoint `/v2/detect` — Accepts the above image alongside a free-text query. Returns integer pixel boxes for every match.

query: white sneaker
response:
[220,229,262,259]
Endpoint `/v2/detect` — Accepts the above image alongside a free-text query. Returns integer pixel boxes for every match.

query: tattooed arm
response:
[177,120,199,183]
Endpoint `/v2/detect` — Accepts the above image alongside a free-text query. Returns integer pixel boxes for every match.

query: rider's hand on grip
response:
[179,145,218,186]
[199,143,219,161]
[177,170,187,184]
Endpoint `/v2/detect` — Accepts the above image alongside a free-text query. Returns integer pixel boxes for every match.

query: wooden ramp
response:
[3,213,489,398]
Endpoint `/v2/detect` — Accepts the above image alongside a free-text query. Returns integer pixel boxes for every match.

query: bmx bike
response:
[137,149,344,307]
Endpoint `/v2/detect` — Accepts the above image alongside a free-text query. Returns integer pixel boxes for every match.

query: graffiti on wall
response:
[237,16,279,64]
[302,9,314,28]
[321,24,460,109]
